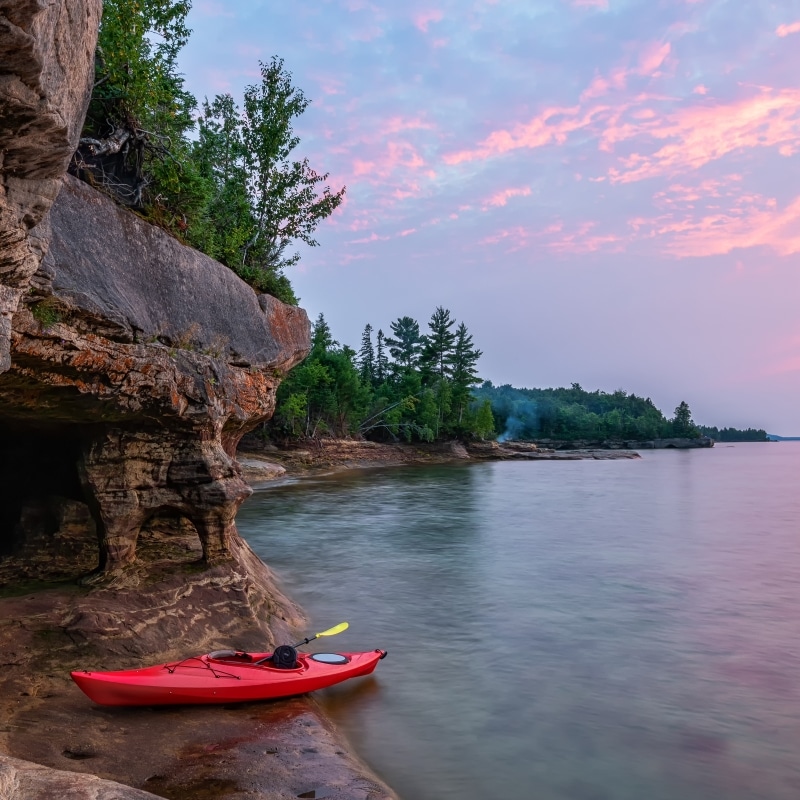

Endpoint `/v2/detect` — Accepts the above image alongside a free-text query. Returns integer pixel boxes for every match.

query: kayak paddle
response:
[292,621,349,649]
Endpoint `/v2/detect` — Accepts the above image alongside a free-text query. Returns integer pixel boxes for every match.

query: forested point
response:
[71,0,344,304]
[264,316,754,446]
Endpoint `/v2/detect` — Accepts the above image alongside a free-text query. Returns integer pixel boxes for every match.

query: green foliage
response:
[475,383,676,441]
[357,324,375,385]
[271,315,369,438]
[269,309,487,443]
[671,400,699,438]
[78,5,342,303]
[385,316,422,374]
[30,298,63,329]
[80,0,204,221]
[420,306,456,382]
[473,399,496,440]
[187,58,345,303]
[375,329,389,385]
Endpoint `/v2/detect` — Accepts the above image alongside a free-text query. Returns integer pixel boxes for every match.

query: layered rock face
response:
[0,0,101,372]
[0,176,310,585]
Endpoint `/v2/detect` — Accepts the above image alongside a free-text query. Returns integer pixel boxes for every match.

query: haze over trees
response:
[474,383,703,442]
[72,0,344,303]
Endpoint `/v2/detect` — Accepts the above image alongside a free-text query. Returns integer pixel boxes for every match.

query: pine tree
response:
[421,306,457,382]
[672,400,698,437]
[357,324,375,385]
[385,316,422,373]
[451,322,483,423]
[311,313,336,355]
[375,328,389,385]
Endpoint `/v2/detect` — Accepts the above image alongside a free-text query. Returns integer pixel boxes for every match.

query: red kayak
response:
[71,648,387,707]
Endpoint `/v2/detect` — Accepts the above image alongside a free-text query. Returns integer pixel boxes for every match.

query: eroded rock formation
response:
[0,0,101,372]
[0,176,310,585]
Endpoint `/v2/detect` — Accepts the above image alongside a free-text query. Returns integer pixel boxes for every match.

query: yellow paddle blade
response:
[315,621,349,639]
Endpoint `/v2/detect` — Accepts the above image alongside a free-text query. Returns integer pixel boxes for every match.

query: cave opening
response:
[0,423,97,579]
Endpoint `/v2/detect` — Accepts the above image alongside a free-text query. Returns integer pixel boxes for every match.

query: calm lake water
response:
[237,443,800,800]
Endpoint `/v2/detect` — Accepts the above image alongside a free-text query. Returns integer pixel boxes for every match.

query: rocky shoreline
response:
[236,437,643,484]
[0,533,397,800]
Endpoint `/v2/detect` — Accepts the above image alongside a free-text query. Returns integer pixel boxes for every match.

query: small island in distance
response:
[697,425,771,442]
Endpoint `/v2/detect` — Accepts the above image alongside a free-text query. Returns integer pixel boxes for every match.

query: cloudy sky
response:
[180,0,800,434]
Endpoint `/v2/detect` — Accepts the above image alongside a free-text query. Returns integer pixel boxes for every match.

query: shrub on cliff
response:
[73,0,204,221]
[188,58,345,304]
[73,1,343,305]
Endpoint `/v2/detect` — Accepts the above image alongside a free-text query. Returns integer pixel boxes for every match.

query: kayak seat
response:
[208,650,253,662]
[254,644,299,669]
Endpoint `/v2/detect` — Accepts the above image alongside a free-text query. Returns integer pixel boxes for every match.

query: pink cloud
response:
[316,76,345,96]
[348,232,392,245]
[398,228,417,236]
[478,226,530,251]
[203,69,234,93]
[195,1,234,16]
[379,116,434,135]
[353,159,375,176]
[349,141,427,184]
[546,221,625,254]
[632,193,800,258]
[414,9,443,33]
[444,104,607,164]
[693,84,709,95]
[776,21,800,37]
[652,175,742,207]
[581,67,628,100]
[758,330,800,378]
[392,181,421,200]
[580,43,668,102]
[638,41,671,76]
[482,186,532,208]
[607,87,800,183]
[479,58,652,183]
[571,0,609,9]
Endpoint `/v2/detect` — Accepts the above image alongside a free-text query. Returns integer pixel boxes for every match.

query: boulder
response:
[0,755,159,800]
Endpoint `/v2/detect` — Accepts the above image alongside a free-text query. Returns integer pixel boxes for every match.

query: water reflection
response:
[238,446,800,800]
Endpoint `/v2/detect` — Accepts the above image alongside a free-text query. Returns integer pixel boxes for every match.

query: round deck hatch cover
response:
[310,653,349,664]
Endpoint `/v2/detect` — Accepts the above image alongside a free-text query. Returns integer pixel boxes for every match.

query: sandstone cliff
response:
[0,0,101,373]
[1,174,310,588]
